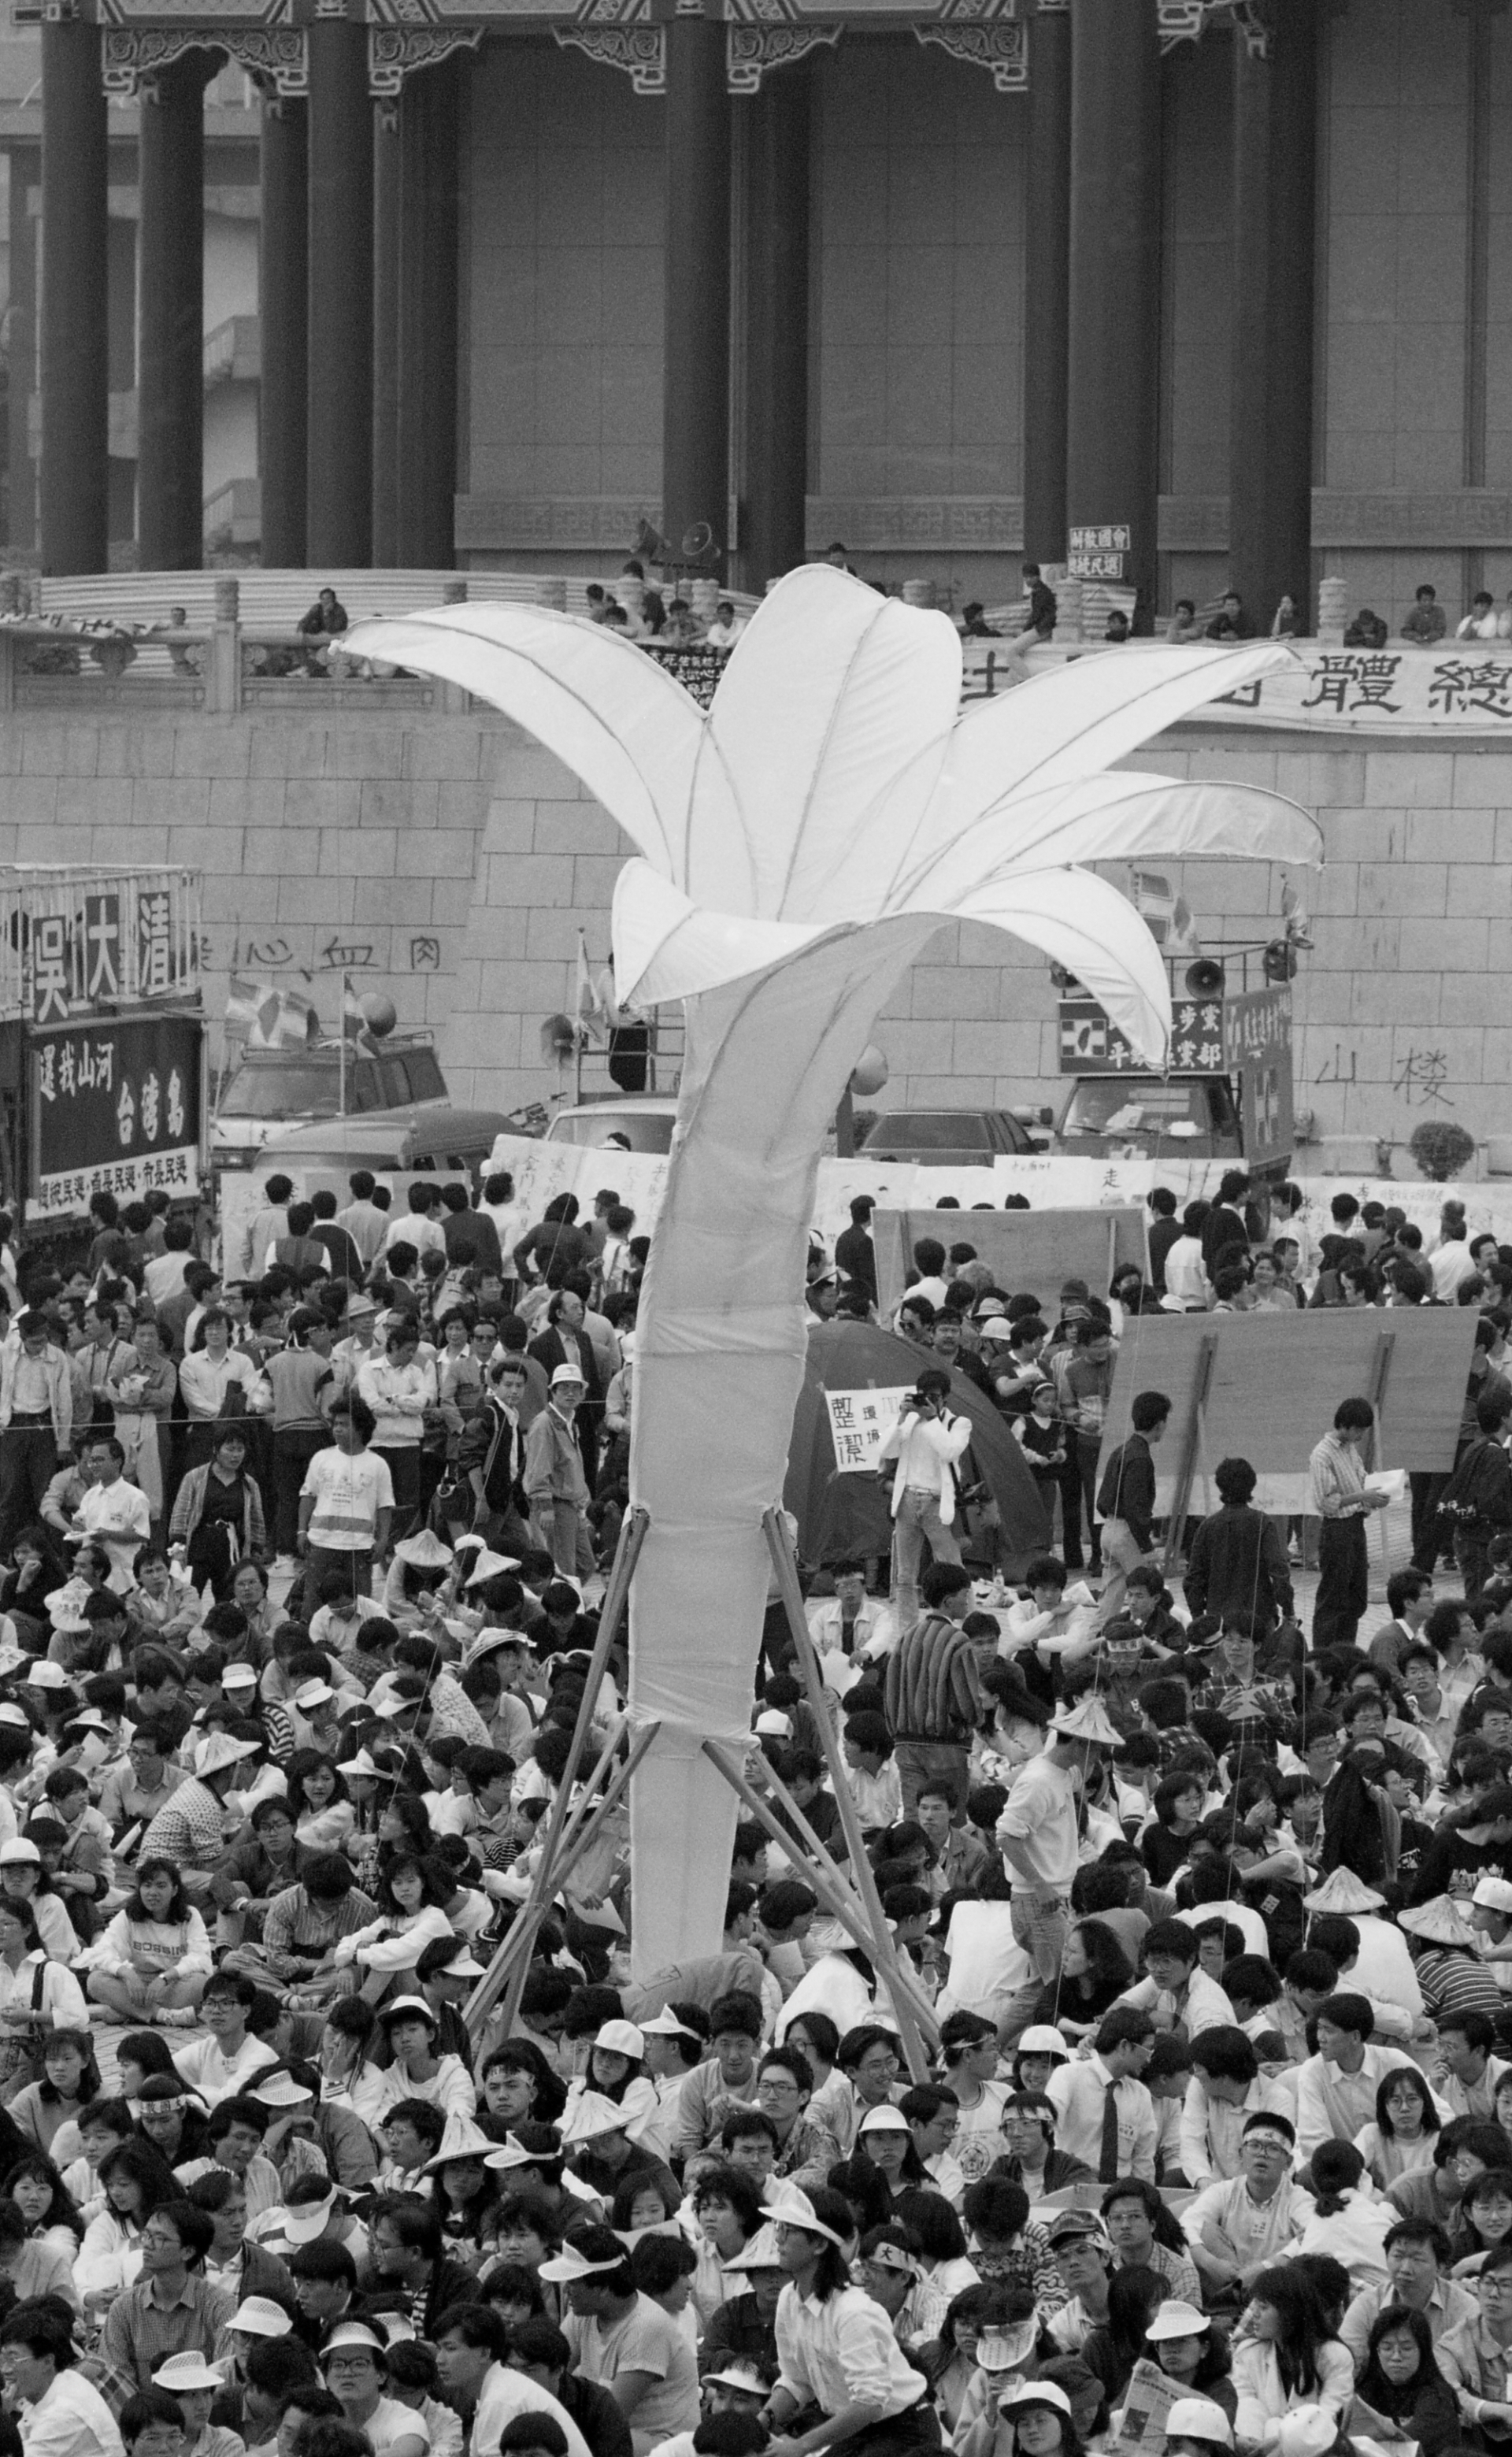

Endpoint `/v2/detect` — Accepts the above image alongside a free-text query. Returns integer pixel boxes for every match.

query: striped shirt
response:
[884,1614,982,1743]
[301,1445,395,1550]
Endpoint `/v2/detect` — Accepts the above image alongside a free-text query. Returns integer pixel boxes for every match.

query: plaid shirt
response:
[969,2222,1066,2312]
[261,1881,380,1969]
[139,1777,232,1872]
[98,2271,236,2403]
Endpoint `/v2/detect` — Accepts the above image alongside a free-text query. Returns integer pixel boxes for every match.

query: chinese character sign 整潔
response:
[825,1387,914,1477]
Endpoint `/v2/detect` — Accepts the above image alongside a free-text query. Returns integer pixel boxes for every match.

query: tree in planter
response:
[1408,1119,1476,1181]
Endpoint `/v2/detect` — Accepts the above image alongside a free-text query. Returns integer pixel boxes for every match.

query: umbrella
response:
[787,1318,1053,1569]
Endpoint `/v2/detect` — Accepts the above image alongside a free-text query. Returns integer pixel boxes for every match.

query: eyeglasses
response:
[140,2229,183,2250]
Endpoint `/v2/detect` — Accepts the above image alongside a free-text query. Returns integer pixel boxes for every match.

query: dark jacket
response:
[556,2367,636,2457]
[1184,1503,1295,1629]
[1096,1432,1156,1551]
[835,1222,877,1303]
[458,1395,528,1518]
[443,1210,504,1274]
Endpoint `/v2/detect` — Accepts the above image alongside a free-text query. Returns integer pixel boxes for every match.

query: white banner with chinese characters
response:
[32,1145,199,1221]
[958,636,1512,728]
[825,1385,911,1475]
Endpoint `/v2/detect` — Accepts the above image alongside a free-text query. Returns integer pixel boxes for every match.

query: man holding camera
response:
[877,1365,973,1639]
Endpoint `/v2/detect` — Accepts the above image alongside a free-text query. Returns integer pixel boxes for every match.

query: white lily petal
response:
[902,774,1322,915]
[695,566,962,920]
[339,602,738,887]
[884,640,1295,903]
[611,860,843,1008]
[936,865,1175,1065]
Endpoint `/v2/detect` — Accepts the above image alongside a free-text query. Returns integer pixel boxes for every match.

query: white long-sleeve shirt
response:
[12,2365,125,2457]
[775,2280,928,2418]
[1230,2337,1352,2445]
[1295,2042,1420,2163]
[878,1407,972,1523]
[1045,2054,1156,2182]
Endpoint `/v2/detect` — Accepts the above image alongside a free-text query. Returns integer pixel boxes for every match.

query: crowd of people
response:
[0,1162,1506,2457]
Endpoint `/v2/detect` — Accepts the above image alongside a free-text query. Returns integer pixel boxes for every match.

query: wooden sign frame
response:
[1096,1307,1477,1555]
[873,1206,1150,1325]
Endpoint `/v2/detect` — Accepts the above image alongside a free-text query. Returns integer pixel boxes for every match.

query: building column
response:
[260,95,308,566]
[307,17,373,565]
[1065,0,1160,623]
[139,56,210,571]
[1228,2,1317,630]
[39,19,108,576]
[662,9,731,572]
[372,98,401,564]
[396,55,462,568]
[7,147,39,558]
[1022,0,1070,565]
[737,62,810,591]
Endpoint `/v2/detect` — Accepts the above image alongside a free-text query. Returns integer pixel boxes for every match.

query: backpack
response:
[1438,1436,1512,1541]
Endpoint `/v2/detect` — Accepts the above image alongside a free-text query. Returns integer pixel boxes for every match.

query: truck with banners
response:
[0,867,206,1257]
[1054,941,1295,1180]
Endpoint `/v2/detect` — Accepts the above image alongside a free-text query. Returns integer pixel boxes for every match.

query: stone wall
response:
[3,703,1512,1173]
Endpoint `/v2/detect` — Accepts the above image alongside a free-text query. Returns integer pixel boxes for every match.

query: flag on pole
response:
[246,984,318,1050]
[1130,869,1201,958]
[343,972,376,1049]
[225,973,272,1032]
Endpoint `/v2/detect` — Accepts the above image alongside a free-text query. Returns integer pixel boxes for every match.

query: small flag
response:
[225,973,272,1032]
[246,985,317,1050]
[343,972,376,1050]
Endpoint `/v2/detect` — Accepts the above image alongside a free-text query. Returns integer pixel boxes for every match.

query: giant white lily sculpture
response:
[345,568,1321,1972]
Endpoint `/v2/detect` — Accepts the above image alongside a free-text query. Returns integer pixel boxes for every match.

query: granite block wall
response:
[2,706,1512,1170]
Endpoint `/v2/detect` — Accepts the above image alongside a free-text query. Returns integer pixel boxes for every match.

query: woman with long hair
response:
[283,1750,355,1854]
[7,2029,101,2159]
[610,2167,681,2236]
[113,2032,178,2100]
[330,1852,456,1993]
[423,2117,502,2265]
[1145,2300,1236,2423]
[561,2020,657,2142]
[1029,1918,1134,2044]
[480,2041,567,2136]
[1450,2166,1512,2275]
[913,2285,1014,2433]
[759,2181,937,2456]
[1231,2262,1353,2440]
[80,1857,213,2026]
[824,2154,894,2240]
[72,2136,180,2308]
[854,2106,929,2202]
[1294,2140,1396,2280]
[1356,2067,1442,2189]
[4,2151,83,2251]
[318,1996,387,2135]
[1354,2305,1459,2454]
[691,2160,765,2328]
[490,2193,564,2319]
[1080,2268,1168,2408]
[353,1786,435,1897]
[958,2377,1086,2457]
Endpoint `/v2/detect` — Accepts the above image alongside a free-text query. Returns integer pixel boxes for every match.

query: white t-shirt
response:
[357,2396,431,2457]
[300,1446,396,1551]
[385,1214,447,1259]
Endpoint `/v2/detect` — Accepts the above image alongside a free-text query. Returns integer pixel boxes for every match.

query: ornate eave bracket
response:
[102,24,306,90]
[553,21,664,88]
[726,20,838,91]
[914,18,1023,88]
[369,22,480,89]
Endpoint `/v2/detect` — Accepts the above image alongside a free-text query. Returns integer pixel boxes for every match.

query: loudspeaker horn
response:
[1185,958,1225,996]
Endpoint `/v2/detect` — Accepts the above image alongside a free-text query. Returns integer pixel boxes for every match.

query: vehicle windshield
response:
[862,1112,991,1150]
[218,1061,339,1119]
[1062,1080,1209,1136]
[546,1109,675,1153]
